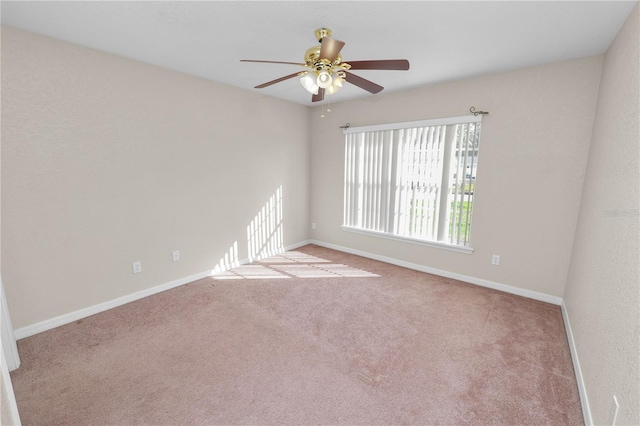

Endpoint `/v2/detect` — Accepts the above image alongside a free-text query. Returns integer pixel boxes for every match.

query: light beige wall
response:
[563,4,639,425]
[1,26,310,329]
[309,55,603,298]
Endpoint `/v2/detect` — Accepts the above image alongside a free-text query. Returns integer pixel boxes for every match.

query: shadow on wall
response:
[211,186,284,274]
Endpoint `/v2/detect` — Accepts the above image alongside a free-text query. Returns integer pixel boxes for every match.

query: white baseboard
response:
[14,269,213,340]
[14,241,312,340]
[308,239,563,305]
[561,300,592,426]
[283,240,312,251]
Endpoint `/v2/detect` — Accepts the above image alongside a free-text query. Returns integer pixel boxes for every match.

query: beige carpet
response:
[10,244,583,425]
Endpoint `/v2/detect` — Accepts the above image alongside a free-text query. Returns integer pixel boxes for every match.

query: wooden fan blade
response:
[319,37,345,63]
[346,59,410,70]
[255,72,303,89]
[312,88,325,103]
[344,72,384,94]
[241,60,306,66]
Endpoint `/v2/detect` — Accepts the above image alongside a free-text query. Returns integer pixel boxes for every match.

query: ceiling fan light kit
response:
[241,28,410,102]
[316,70,333,89]
[300,72,319,95]
[326,75,344,95]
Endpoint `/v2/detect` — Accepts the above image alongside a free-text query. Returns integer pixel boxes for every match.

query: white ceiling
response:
[1,1,636,106]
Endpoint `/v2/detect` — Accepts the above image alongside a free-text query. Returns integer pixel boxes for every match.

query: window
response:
[342,115,482,252]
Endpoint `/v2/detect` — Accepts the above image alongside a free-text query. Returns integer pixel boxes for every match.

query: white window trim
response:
[341,225,474,254]
[343,114,482,134]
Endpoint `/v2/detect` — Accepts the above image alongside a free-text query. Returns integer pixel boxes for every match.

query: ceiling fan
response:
[241,28,410,102]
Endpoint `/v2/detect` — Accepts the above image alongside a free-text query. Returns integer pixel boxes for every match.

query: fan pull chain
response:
[321,103,332,118]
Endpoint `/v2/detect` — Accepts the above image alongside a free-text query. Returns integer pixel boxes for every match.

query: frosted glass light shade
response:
[300,73,319,94]
[326,75,344,95]
[317,70,333,89]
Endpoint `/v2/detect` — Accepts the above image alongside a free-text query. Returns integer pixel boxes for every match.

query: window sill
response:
[341,226,474,254]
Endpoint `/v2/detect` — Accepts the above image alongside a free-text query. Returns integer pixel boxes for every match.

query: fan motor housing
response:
[304,46,342,70]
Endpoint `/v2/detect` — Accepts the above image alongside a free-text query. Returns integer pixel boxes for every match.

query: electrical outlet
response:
[132,261,142,274]
[492,255,500,265]
[172,250,180,262]
[311,222,317,230]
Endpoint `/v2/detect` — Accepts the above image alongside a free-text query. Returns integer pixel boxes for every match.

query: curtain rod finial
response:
[470,106,489,116]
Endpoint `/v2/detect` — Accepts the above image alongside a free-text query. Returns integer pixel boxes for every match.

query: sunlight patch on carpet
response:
[271,265,340,278]
[212,250,379,280]
[258,251,331,264]
[314,264,380,277]
[212,265,289,280]
[271,264,379,278]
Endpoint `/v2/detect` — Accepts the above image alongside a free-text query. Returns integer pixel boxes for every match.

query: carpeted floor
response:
[10,244,583,425]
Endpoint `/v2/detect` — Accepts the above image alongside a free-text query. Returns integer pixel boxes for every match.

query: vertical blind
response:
[343,115,482,247]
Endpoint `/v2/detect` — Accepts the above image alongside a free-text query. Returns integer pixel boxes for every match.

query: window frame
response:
[341,114,482,254]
